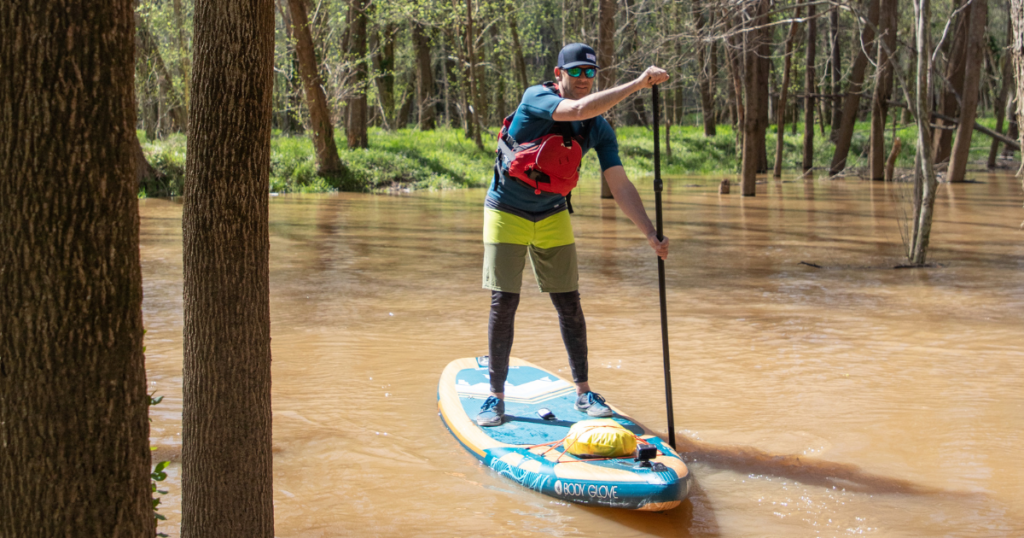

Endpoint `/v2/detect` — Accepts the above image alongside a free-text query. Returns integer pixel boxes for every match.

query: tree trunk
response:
[413,22,436,130]
[135,5,187,134]
[947,0,988,183]
[933,0,971,164]
[288,0,344,172]
[829,6,842,139]
[757,25,770,173]
[346,0,369,149]
[693,0,717,136]
[1012,2,1024,178]
[830,0,880,174]
[182,0,275,534]
[173,0,191,129]
[911,0,938,264]
[466,0,484,149]
[727,29,746,159]
[1,2,152,536]
[803,2,817,172]
[598,0,616,94]
[507,4,529,95]
[373,24,397,130]
[988,16,1014,168]
[774,8,802,178]
[868,0,897,180]
[741,0,767,195]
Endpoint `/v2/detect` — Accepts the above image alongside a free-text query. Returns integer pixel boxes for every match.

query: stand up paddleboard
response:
[438,356,690,511]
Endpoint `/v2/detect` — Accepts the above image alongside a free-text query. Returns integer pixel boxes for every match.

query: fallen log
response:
[887,101,1021,151]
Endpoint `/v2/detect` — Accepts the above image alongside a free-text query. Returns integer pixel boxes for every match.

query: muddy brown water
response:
[144,173,1024,537]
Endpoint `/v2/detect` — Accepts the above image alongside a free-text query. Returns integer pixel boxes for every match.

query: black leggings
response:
[488,290,588,394]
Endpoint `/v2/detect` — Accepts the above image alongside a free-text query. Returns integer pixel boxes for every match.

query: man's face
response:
[555,65,596,100]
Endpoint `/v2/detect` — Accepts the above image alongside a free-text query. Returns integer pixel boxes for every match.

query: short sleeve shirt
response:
[486,83,622,217]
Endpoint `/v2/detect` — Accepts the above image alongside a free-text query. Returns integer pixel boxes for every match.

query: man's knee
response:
[549,290,582,317]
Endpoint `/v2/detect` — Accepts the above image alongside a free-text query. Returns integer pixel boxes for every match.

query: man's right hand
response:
[636,66,670,90]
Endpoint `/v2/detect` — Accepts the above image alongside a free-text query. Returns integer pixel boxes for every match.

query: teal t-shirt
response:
[487,84,622,216]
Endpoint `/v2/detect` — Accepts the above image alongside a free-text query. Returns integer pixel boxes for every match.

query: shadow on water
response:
[580,478,720,538]
[672,434,962,497]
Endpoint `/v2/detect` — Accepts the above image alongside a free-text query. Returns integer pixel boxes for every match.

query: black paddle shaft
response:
[652,85,676,450]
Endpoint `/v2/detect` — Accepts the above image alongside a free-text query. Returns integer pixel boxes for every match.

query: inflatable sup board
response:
[438,356,690,511]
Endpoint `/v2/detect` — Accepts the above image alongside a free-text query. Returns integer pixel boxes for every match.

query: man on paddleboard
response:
[477,43,670,426]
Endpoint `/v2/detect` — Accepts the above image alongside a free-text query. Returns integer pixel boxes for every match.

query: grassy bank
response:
[139,119,1016,197]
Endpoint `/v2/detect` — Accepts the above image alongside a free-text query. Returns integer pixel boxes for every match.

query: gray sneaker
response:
[574,392,613,417]
[475,396,505,426]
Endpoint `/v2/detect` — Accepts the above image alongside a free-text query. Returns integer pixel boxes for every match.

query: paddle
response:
[651,84,676,450]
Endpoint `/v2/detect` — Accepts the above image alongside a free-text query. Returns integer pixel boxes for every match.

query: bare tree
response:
[774,7,802,178]
[346,0,370,148]
[182,0,275,534]
[909,0,938,264]
[803,1,817,172]
[287,0,345,172]
[741,0,769,195]
[1,0,153,535]
[830,0,880,175]
[947,0,988,183]
[933,0,970,164]
[987,16,1014,168]
[868,0,898,180]
[413,21,437,130]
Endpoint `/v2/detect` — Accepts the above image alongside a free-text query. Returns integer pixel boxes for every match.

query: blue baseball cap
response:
[557,43,600,69]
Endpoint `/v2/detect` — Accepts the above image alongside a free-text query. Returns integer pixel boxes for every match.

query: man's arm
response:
[602,165,670,260]
[552,66,669,122]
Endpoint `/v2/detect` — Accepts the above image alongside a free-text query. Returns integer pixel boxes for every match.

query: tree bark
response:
[741,0,767,195]
[803,2,817,172]
[1,0,152,536]
[911,0,938,264]
[757,23,770,173]
[1012,2,1024,178]
[987,16,1014,167]
[868,0,897,180]
[507,4,529,95]
[373,24,397,130]
[830,0,880,174]
[598,0,616,94]
[727,28,746,158]
[693,0,717,136]
[182,0,275,534]
[288,0,344,172]
[346,0,369,148]
[933,0,971,164]
[774,8,802,178]
[829,6,842,139]
[413,22,436,130]
[466,0,484,149]
[947,0,987,183]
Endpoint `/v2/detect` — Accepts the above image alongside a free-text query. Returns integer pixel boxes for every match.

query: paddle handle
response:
[652,85,675,450]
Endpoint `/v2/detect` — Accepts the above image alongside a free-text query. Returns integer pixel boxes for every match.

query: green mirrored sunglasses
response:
[565,66,597,78]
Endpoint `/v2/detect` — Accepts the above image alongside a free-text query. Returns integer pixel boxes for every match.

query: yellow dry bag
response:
[563,419,637,458]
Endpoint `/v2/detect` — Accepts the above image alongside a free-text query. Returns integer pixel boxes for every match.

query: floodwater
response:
[144,171,1024,537]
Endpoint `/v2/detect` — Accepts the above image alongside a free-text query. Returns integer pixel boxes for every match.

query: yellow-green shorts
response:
[482,208,578,294]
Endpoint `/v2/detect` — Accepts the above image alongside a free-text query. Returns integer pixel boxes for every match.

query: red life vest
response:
[495,82,594,204]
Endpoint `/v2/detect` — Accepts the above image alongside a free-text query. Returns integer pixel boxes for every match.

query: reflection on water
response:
[143,173,1024,536]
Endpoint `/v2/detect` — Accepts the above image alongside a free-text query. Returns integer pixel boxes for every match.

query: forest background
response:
[134,0,1024,198]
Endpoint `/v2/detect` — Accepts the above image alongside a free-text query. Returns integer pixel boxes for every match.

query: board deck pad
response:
[439,356,690,511]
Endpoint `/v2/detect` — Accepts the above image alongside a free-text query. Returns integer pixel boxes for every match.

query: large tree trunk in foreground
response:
[830,0,880,174]
[412,22,436,130]
[947,0,988,183]
[803,2,817,172]
[0,1,153,536]
[774,8,801,178]
[288,0,344,172]
[182,0,275,535]
[346,0,369,149]
[868,0,897,180]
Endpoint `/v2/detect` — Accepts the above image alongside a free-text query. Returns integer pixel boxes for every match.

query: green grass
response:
[139,118,1014,197]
